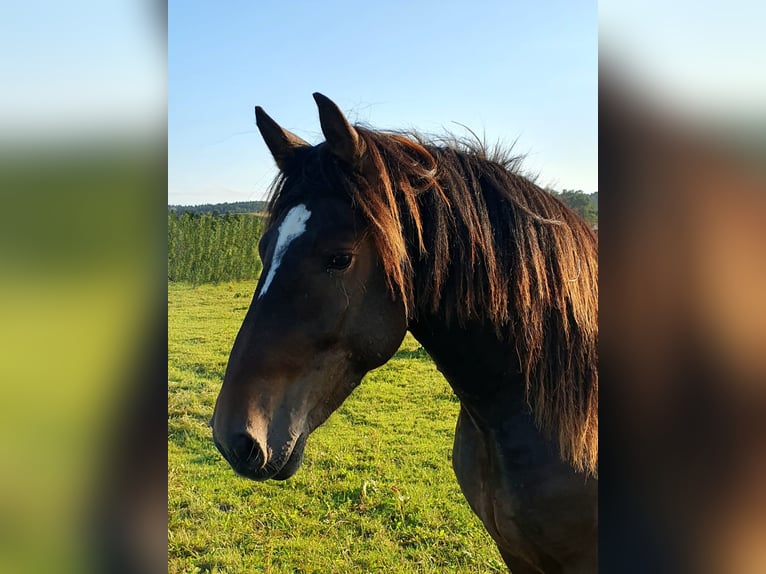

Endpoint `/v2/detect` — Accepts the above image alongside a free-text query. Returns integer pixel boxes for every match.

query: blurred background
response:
[600,1,765,572]
[0,1,167,573]
[0,0,763,573]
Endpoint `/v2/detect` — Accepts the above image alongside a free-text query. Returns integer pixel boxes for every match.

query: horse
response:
[211,93,598,573]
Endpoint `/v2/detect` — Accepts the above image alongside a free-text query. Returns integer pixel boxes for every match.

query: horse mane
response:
[266,127,598,475]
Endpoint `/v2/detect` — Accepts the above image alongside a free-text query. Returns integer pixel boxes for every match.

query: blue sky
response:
[169,1,597,205]
[600,0,766,120]
[1,0,164,140]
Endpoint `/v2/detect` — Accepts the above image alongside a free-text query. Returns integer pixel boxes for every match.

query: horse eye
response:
[327,253,353,271]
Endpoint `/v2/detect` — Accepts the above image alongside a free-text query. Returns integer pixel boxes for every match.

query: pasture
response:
[168,281,504,573]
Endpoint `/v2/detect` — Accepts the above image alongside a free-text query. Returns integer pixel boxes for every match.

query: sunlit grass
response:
[168,281,503,573]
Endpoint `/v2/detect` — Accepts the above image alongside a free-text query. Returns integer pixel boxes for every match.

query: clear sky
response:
[169,1,597,205]
[1,0,164,141]
[600,0,766,120]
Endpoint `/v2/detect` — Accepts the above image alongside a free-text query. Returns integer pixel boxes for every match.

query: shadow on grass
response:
[180,361,226,381]
[393,346,431,360]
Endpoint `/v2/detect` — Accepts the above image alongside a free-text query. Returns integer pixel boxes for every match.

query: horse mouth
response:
[232,433,307,481]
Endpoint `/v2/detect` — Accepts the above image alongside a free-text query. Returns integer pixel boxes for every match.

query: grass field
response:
[169,281,504,573]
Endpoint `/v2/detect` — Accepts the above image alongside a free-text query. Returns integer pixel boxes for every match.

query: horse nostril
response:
[231,432,265,469]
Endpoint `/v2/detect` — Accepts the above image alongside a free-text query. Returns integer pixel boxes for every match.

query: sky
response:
[600,0,766,120]
[1,0,165,141]
[168,1,597,205]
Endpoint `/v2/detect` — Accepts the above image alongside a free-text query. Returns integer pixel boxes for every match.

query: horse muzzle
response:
[213,429,307,481]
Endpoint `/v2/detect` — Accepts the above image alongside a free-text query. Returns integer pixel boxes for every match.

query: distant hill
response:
[168,200,268,216]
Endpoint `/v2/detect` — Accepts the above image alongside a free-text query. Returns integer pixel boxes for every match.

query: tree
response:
[549,189,598,227]
[167,212,264,284]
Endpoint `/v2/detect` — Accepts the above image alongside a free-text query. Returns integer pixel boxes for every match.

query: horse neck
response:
[408,315,529,426]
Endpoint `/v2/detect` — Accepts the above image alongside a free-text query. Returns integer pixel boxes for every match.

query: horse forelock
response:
[264,128,599,474]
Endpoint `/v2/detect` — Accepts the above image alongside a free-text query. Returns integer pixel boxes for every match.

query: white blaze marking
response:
[258,204,311,298]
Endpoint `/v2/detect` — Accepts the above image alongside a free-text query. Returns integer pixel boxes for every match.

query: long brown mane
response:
[266,128,598,474]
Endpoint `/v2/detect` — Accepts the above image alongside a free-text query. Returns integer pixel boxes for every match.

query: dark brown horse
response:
[211,93,598,573]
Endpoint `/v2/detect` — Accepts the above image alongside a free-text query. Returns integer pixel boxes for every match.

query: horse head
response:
[211,94,407,480]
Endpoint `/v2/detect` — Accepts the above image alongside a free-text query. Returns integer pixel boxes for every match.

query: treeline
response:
[168,200,268,216]
[548,189,598,227]
[168,212,264,283]
[168,190,597,284]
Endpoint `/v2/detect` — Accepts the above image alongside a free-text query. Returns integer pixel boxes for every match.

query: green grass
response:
[169,281,504,573]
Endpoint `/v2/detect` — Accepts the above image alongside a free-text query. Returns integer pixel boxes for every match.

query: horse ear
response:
[313,92,365,167]
[255,106,309,170]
